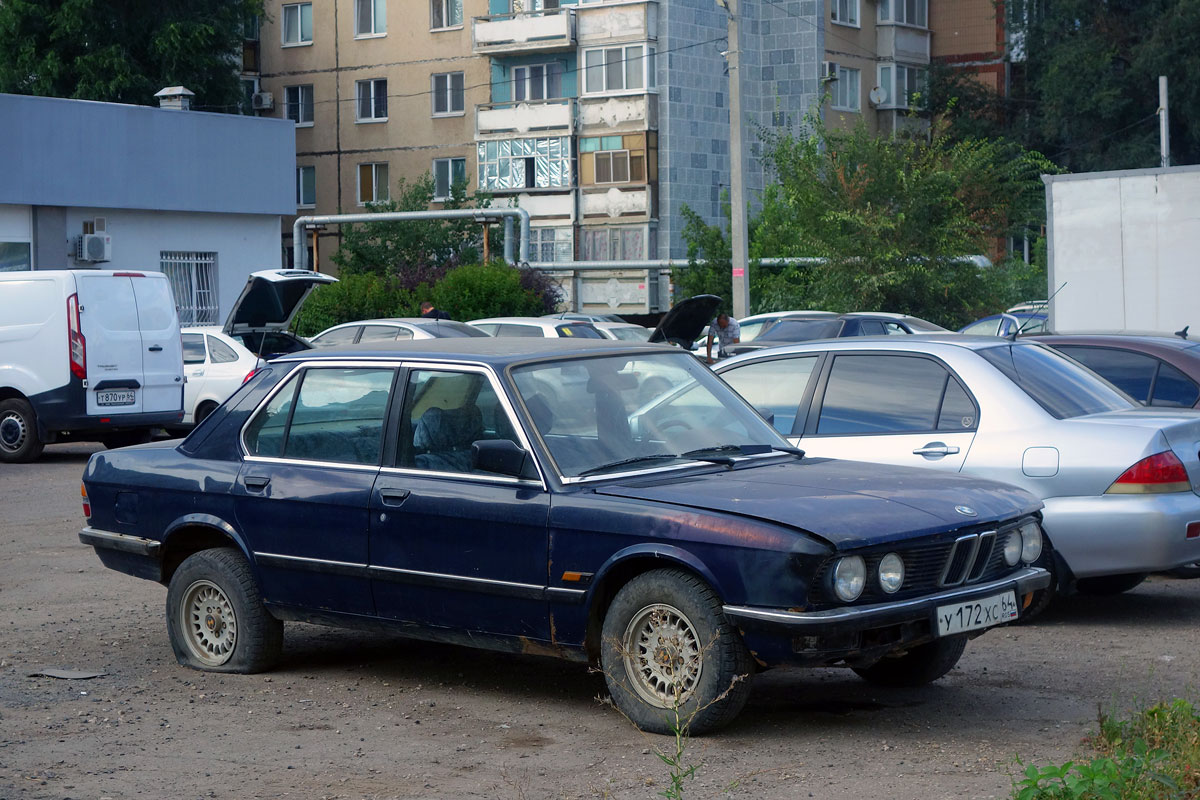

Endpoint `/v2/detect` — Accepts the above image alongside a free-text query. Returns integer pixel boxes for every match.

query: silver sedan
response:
[715,335,1200,609]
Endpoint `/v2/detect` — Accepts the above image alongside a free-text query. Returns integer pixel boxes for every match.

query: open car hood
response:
[649,294,722,347]
[222,269,338,337]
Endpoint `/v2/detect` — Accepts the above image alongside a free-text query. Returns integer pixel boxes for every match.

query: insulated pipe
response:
[292,208,531,270]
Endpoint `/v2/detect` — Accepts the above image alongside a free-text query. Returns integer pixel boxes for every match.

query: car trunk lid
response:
[222,269,338,339]
[1072,408,1200,495]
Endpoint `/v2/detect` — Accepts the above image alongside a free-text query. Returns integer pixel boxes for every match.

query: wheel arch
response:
[581,545,724,662]
[161,515,253,584]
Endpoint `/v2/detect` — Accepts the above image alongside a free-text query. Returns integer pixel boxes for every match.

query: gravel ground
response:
[2,442,1200,800]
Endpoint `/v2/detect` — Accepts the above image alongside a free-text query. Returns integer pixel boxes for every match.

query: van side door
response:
[131,275,184,414]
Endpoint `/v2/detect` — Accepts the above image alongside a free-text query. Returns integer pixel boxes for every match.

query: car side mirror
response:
[754,407,775,426]
[471,439,537,480]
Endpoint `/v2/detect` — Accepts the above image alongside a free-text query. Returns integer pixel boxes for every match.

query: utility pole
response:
[718,0,750,318]
[1159,75,1171,169]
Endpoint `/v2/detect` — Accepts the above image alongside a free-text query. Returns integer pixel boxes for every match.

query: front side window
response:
[358,162,390,205]
[162,251,218,325]
[356,78,388,121]
[979,344,1133,419]
[816,355,977,435]
[477,137,573,190]
[831,0,859,25]
[514,63,564,101]
[584,45,656,93]
[282,3,313,45]
[399,370,518,474]
[355,0,386,35]
[244,368,394,464]
[296,165,316,207]
[879,0,928,26]
[285,84,314,125]
[720,356,820,436]
[430,0,463,29]
[432,72,465,115]
[831,66,860,111]
[433,157,467,200]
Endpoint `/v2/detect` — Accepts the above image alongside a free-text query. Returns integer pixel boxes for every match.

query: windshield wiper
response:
[684,444,806,459]
[577,453,681,477]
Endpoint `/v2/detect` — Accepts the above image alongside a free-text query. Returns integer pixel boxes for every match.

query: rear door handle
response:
[148,345,163,352]
[380,489,411,506]
[913,443,960,457]
[244,476,271,490]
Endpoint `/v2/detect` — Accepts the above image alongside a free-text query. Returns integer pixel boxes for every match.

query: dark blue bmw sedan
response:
[80,339,1049,734]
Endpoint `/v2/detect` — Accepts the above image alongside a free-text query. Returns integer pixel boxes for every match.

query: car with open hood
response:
[79,339,1048,734]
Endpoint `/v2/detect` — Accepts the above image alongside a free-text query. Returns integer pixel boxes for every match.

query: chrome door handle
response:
[913,443,960,457]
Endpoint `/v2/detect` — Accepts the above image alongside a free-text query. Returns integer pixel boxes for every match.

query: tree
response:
[0,0,262,111]
[929,0,1200,172]
[676,118,1052,329]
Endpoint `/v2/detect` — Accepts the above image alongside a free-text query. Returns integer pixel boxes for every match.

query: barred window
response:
[161,252,218,325]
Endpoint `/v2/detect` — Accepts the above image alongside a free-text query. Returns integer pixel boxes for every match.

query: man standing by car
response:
[706,312,740,364]
[420,301,451,320]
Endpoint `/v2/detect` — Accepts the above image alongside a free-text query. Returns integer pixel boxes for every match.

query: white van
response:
[0,270,184,462]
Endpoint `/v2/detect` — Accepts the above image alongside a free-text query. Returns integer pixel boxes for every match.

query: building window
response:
[530,227,572,262]
[580,227,645,261]
[879,0,927,27]
[878,63,925,108]
[285,84,314,125]
[0,242,32,271]
[583,44,656,94]
[510,0,561,11]
[281,3,313,45]
[355,0,386,36]
[478,137,572,190]
[356,78,388,121]
[513,63,564,102]
[432,72,465,115]
[831,66,860,111]
[162,252,219,325]
[431,0,463,29]
[433,157,467,200]
[358,162,390,205]
[297,166,316,207]
[831,0,858,25]
[580,135,646,185]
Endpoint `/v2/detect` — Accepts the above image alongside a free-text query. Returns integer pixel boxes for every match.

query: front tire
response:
[166,548,282,673]
[599,569,753,735]
[0,398,44,463]
[852,635,968,687]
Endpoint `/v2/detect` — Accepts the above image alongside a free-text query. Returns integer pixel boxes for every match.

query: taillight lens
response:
[242,369,258,384]
[1106,451,1192,494]
[67,293,87,380]
[81,482,91,518]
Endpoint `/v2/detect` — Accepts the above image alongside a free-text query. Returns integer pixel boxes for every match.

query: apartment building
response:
[254,0,821,267]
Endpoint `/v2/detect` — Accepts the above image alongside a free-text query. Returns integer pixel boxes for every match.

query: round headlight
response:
[833,556,866,602]
[1002,530,1022,566]
[1020,521,1044,564]
[878,552,904,594]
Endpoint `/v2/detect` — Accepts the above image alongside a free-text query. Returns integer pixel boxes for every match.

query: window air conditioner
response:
[75,233,112,263]
[252,91,274,110]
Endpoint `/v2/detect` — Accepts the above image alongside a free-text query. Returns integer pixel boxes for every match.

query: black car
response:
[80,339,1048,733]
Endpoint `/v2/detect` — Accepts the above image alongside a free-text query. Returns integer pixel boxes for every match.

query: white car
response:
[594,321,652,342]
[467,317,607,339]
[310,318,490,346]
[180,328,260,426]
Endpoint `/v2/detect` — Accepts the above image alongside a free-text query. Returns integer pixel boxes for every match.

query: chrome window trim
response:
[243,455,382,473]
[370,563,544,593]
[378,465,540,487]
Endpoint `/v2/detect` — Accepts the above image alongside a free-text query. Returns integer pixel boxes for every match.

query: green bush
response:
[431,262,562,321]
[292,273,416,337]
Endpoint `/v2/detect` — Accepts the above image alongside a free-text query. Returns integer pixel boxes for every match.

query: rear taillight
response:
[81,482,91,519]
[67,293,87,380]
[242,369,258,384]
[1106,451,1192,494]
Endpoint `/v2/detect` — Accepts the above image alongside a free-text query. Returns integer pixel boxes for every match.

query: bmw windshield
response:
[510,351,793,479]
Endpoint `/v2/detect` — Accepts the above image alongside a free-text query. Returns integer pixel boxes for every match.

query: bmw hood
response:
[648,294,722,347]
[223,269,338,337]
[594,458,1041,549]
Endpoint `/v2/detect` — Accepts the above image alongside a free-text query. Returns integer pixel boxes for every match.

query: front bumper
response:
[724,566,1049,666]
[1042,493,1200,578]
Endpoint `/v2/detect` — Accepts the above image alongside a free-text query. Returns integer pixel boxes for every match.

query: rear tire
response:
[0,398,44,463]
[599,569,753,735]
[852,636,968,687]
[166,548,282,673]
[194,401,218,426]
[1075,572,1148,595]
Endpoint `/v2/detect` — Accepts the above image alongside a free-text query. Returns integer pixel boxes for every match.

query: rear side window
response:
[720,356,820,435]
[1152,362,1200,407]
[856,320,886,336]
[183,334,207,365]
[498,324,542,337]
[207,336,240,364]
[556,324,604,339]
[816,354,976,434]
[244,378,298,457]
[312,326,360,347]
[979,344,1132,418]
[759,319,844,341]
[358,325,400,343]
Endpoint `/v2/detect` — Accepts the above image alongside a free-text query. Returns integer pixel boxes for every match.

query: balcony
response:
[877,24,931,64]
[581,185,652,221]
[578,93,657,133]
[576,1,657,44]
[473,9,575,56]
[476,98,575,139]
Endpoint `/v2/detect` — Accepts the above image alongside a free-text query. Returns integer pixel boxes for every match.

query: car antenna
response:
[1011,281,1067,340]
[1176,325,1190,340]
